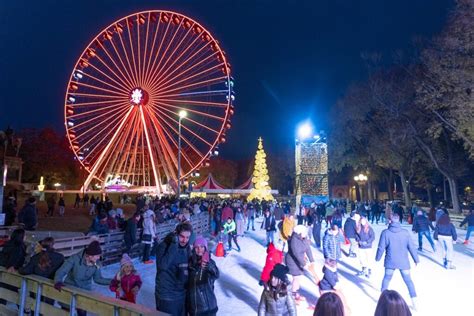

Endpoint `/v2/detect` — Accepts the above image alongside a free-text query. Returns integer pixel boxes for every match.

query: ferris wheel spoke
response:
[141,12,152,85]
[156,75,227,97]
[68,99,126,108]
[152,40,215,92]
[143,12,162,89]
[149,105,205,161]
[68,92,126,99]
[125,17,141,88]
[74,81,129,97]
[153,100,225,121]
[115,28,140,87]
[82,105,134,190]
[116,112,141,182]
[124,116,142,184]
[68,101,129,130]
[157,98,227,108]
[136,14,143,87]
[139,106,163,190]
[157,89,229,99]
[97,39,133,88]
[68,103,128,120]
[149,104,213,148]
[82,61,131,93]
[143,18,172,90]
[153,61,223,96]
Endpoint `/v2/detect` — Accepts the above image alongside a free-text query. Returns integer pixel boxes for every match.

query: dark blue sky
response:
[0,0,454,159]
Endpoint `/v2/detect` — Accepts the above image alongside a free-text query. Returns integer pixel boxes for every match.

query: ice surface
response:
[95,218,473,315]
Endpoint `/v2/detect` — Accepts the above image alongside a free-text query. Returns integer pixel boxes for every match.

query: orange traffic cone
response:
[215,241,225,257]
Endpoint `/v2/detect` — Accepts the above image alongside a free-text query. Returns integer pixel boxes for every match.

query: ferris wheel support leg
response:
[82,106,134,191]
[139,106,163,194]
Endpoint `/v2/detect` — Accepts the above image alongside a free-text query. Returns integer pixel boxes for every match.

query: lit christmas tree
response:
[247,137,274,201]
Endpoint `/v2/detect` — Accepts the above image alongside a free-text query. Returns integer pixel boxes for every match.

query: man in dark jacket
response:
[261,209,276,245]
[412,210,436,251]
[343,212,360,257]
[155,222,193,316]
[376,213,419,308]
[18,197,38,231]
[124,212,140,253]
[460,209,474,245]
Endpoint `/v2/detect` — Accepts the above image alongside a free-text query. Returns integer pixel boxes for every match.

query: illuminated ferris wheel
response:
[64,10,235,193]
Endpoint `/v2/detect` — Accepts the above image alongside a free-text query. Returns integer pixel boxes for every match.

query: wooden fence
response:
[53,212,210,265]
[0,267,161,316]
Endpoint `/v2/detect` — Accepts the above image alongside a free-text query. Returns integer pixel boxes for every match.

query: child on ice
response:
[110,254,142,303]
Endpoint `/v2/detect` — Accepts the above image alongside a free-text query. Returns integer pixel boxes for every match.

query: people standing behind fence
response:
[434,213,457,269]
[89,213,109,235]
[258,264,296,316]
[356,217,375,278]
[109,254,142,304]
[0,228,26,272]
[155,222,193,316]
[142,208,157,264]
[374,289,412,316]
[18,197,38,231]
[19,237,64,279]
[187,236,219,316]
[460,209,474,245]
[412,210,436,252]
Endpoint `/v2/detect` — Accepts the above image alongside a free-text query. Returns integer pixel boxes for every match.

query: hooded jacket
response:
[375,222,419,270]
[54,250,112,290]
[285,232,314,276]
[319,264,338,291]
[258,286,296,316]
[322,229,344,260]
[260,243,284,283]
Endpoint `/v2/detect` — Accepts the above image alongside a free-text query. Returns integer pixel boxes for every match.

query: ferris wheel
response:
[64,10,235,193]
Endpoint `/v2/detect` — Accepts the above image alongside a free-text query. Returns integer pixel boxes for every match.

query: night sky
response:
[0,0,454,159]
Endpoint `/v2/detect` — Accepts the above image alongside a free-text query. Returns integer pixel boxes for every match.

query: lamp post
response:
[354,173,368,201]
[177,110,187,197]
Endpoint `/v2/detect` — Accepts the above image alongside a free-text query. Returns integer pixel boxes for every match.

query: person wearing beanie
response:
[187,236,219,316]
[54,241,112,315]
[258,263,296,316]
[110,254,142,303]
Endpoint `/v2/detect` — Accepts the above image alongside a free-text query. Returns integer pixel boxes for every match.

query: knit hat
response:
[85,241,102,256]
[193,236,208,250]
[270,264,289,283]
[120,253,133,267]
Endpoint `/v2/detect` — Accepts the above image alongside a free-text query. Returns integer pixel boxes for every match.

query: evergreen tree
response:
[247,137,273,201]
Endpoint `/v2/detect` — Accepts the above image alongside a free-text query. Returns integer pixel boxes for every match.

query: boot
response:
[411,297,418,311]
[447,261,456,269]
[463,240,469,245]
[443,258,448,268]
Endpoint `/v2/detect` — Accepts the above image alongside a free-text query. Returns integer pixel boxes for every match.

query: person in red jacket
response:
[221,203,234,223]
[110,254,142,303]
[259,242,283,286]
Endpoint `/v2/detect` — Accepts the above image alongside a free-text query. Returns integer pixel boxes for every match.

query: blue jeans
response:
[466,226,474,240]
[266,230,274,245]
[418,230,435,249]
[381,268,417,298]
[247,217,255,230]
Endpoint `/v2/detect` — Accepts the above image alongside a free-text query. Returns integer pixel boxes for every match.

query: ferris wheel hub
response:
[130,88,149,106]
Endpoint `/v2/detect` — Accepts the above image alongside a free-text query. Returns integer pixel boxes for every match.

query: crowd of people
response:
[1,194,472,316]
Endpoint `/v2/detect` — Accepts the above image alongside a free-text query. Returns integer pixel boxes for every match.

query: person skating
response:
[246,204,256,231]
[312,211,322,249]
[109,254,142,303]
[323,225,345,262]
[319,259,340,294]
[187,236,219,316]
[375,213,419,310]
[356,217,375,278]
[262,209,277,245]
[223,217,240,252]
[282,214,295,250]
[343,212,360,257]
[155,222,193,316]
[434,213,457,269]
[286,225,314,302]
[124,211,141,254]
[142,208,156,264]
[259,242,284,286]
[412,210,436,252]
[258,264,296,316]
[460,209,474,245]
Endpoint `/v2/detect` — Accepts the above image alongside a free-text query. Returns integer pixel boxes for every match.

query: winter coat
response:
[281,218,295,241]
[89,217,109,234]
[356,226,375,249]
[155,233,191,300]
[19,250,64,279]
[223,220,237,235]
[460,213,474,227]
[343,218,358,239]
[141,210,156,245]
[323,230,344,260]
[187,255,219,315]
[262,215,276,232]
[246,207,255,219]
[375,222,419,270]
[258,287,296,316]
[319,264,338,291]
[434,223,457,241]
[221,206,234,222]
[18,203,37,230]
[124,218,138,248]
[412,215,434,232]
[109,272,142,303]
[285,233,314,276]
[260,243,284,283]
[0,240,26,269]
[54,250,112,290]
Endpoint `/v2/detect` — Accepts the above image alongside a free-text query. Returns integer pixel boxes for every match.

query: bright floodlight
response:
[298,123,313,139]
[179,110,187,119]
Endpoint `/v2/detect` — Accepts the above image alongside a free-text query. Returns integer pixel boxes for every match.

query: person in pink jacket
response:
[110,254,142,303]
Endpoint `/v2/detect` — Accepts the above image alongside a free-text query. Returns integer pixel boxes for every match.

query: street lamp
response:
[354,173,368,201]
[297,123,313,141]
[177,110,187,197]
